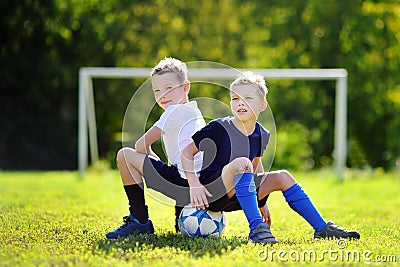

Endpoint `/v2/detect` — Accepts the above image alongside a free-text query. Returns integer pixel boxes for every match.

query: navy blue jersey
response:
[192,117,270,183]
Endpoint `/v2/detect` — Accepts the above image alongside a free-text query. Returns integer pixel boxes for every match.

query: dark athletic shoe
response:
[314,221,360,239]
[248,223,278,244]
[106,214,154,239]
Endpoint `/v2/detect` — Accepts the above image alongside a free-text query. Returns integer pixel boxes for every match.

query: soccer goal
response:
[78,67,347,179]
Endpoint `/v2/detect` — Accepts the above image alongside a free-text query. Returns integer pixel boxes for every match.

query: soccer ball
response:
[178,206,226,237]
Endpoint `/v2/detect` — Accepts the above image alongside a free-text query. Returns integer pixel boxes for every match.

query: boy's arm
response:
[134,126,162,159]
[181,140,212,210]
[252,157,264,174]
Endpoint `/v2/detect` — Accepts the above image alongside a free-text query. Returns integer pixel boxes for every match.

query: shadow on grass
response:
[96,231,248,257]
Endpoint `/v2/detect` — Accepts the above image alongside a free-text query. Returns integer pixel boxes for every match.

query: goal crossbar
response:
[79,67,347,179]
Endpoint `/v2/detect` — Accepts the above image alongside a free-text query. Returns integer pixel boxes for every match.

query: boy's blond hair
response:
[150,57,188,84]
[230,71,268,98]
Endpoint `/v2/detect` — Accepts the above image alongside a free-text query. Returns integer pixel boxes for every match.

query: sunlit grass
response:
[0,168,399,266]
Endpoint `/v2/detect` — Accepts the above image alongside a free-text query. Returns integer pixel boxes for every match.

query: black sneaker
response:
[314,221,360,239]
[248,223,278,244]
[105,214,154,239]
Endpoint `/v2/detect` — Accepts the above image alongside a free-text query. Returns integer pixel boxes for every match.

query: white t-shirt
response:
[154,101,205,179]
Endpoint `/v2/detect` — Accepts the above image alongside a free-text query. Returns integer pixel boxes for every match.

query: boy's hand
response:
[189,182,212,210]
[260,204,272,225]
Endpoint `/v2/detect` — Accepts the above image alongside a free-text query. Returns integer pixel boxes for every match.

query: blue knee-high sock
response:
[283,183,327,232]
[234,173,264,232]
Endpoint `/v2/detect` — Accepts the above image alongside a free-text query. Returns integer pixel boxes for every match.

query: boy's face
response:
[151,72,189,110]
[230,84,267,123]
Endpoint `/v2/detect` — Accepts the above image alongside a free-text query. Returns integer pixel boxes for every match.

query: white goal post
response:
[78,67,348,179]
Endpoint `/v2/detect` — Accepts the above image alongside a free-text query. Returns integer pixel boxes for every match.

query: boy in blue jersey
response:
[181,71,360,243]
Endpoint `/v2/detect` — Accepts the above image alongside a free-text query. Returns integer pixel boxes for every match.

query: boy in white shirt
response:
[106,57,205,239]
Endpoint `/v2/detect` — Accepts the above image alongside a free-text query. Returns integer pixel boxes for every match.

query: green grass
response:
[0,168,399,266]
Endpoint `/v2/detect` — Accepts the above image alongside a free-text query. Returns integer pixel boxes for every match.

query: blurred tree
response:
[1,0,399,170]
[240,0,400,170]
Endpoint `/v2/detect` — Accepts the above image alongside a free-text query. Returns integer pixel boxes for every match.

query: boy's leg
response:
[117,148,145,185]
[174,206,184,232]
[220,157,277,243]
[116,147,150,223]
[141,155,190,233]
[257,170,326,232]
[254,173,270,208]
[106,147,154,239]
[258,170,360,239]
[256,170,296,197]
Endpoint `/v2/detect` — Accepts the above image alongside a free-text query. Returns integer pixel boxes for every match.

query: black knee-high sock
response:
[124,183,148,224]
[175,205,183,219]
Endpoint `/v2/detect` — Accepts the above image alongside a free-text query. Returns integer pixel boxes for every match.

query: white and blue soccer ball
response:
[178,206,226,237]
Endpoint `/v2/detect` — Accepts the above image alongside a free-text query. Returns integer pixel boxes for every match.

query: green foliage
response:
[1,0,399,170]
[0,170,399,266]
[273,122,314,171]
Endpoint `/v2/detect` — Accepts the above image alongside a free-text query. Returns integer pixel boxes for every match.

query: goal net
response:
[78,65,347,179]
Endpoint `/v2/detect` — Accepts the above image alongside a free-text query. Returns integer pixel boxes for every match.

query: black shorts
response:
[142,155,269,211]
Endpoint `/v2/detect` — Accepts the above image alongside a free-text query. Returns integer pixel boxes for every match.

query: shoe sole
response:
[248,238,279,244]
[314,234,360,239]
[106,232,156,240]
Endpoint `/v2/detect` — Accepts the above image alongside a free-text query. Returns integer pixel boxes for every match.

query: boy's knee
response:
[232,157,253,174]
[116,147,135,165]
[277,170,296,184]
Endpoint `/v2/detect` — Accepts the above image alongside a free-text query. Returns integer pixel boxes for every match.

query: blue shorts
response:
[142,155,269,211]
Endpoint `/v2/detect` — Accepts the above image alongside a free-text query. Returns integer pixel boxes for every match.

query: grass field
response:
[0,167,399,266]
